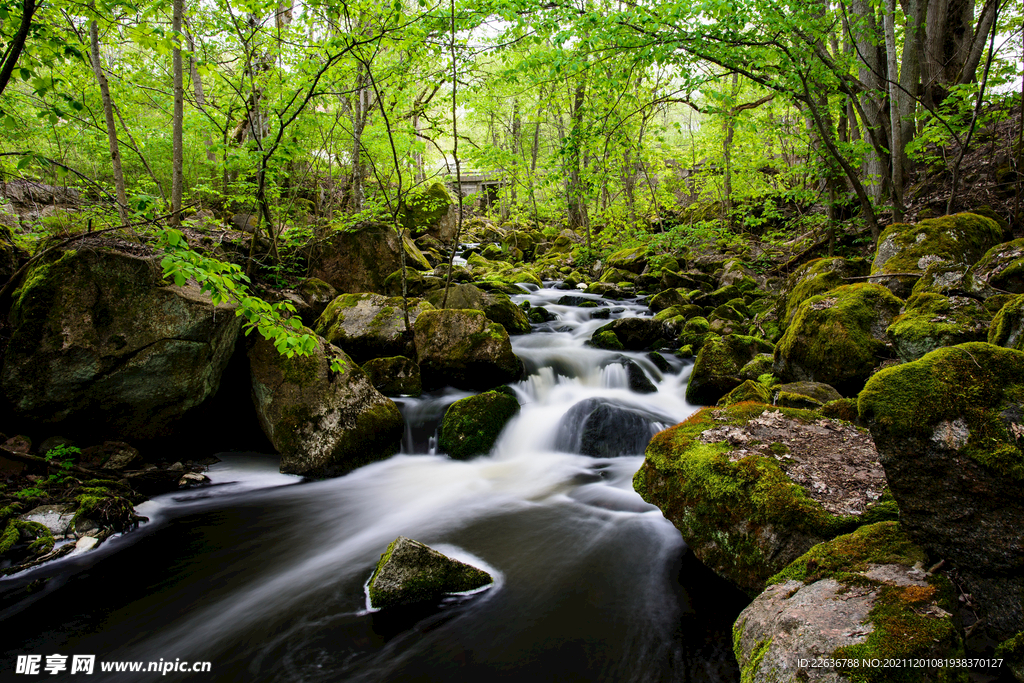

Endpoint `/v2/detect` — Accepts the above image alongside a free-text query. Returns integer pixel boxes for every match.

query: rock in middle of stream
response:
[367,537,493,609]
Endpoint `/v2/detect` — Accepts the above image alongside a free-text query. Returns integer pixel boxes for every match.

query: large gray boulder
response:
[413,309,522,391]
[859,342,1024,639]
[314,293,433,363]
[248,334,404,477]
[367,536,492,609]
[1,245,241,440]
[735,522,962,683]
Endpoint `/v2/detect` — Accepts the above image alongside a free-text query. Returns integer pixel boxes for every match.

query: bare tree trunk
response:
[0,0,38,100]
[884,0,905,221]
[566,78,589,241]
[723,72,739,228]
[186,24,217,164]
[171,0,185,225]
[89,17,129,223]
[441,0,464,310]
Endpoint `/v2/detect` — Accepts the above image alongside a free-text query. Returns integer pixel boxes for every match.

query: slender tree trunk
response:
[186,24,217,164]
[171,0,185,225]
[89,18,129,223]
[723,72,739,228]
[441,0,464,310]
[566,78,589,239]
[884,0,905,221]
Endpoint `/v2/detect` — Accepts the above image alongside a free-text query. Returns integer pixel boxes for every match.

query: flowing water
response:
[0,284,748,682]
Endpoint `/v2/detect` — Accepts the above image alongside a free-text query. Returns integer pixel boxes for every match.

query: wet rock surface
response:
[367,537,492,609]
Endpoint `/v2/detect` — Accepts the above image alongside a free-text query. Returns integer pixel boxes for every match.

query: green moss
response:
[768,521,924,586]
[0,519,54,556]
[740,638,772,683]
[858,342,1024,480]
[820,397,859,422]
[591,330,624,350]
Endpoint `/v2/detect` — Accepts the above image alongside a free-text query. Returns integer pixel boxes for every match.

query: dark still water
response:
[1,285,748,682]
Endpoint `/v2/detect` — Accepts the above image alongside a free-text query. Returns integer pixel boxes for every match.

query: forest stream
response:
[0,284,750,682]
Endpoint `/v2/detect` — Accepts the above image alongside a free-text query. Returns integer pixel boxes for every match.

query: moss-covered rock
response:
[249,333,404,477]
[687,334,775,405]
[311,222,432,294]
[784,257,869,325]
[414,309,522,391]
[599,266,636,284]
[772,381,842,409]
[635,403,894,596]
[401,182,456,241]
[870,213,1003,298]
[774,283,903,396]
[718,380,771,406]
[426,283,530,335]
[886,293,990,362]
[296,277,338,322]
[367,536,492,609]
[859,342,1024,639]
[607,245,649,274]
[649,288,689,312]
[314,293,433,363]
[362,356,422,397]
[439,388,520,459]
[735,522,964,683]
[989,293,1024,351]
[739,354,774,381]
[1,246,241,441]
[968,238,1024,294]
[591,317,667,351]
[820,397,859,423]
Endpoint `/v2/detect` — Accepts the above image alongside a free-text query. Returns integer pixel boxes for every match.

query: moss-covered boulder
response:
[859,342,1024,638]
[968,238,1024,294]
[311,223,432,294]
[1,246,241,441]
[591,317,667,351]
[401,182,456,241]
[606,246,648,274]
[413,309,522,391]
[870,213,1003,298]
[367,536,492,609]
[774,284,903,396]
[649,288,689,312]
[248,334,404,477]
[439,388,520,459]
[996,632,1024,683]
[599,266,636,284]
[362,356,422,397]
[718,380,771,406]
[772,381,842,409]
[886,292,990,362]
[686,334,775,405]
[296,277,338,322]
[426,283,530,335]
[314,293,433,363]
[634,403,894,595]
[734,522,963,683]
[0,223,27,286]
[989,293,1024,351]
[784,257,869,325]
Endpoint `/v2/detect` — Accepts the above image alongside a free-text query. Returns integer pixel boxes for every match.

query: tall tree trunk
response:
[884,0,905,221]
[89,18,129,223]
[723,72,739,228]
[185,25,217,164]
[566,78,589,239]
[850,0,890,203]
[171,0,185,225]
